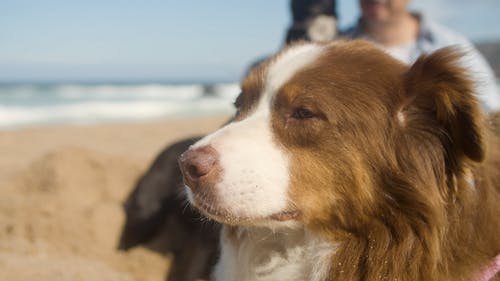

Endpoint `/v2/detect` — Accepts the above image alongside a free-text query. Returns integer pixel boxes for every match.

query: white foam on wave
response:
[0,82,241,129]
[213,83,241,98]
[55,84,205,100]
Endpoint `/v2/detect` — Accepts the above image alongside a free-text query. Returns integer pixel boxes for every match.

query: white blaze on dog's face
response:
[181,43,325,227]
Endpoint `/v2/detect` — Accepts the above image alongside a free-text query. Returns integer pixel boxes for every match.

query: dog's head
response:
[179,40,485,234]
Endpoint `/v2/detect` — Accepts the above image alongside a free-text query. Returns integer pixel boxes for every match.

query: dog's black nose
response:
[179,145,219,189]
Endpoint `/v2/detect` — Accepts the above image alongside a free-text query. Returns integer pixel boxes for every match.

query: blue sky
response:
[0,0,499,82]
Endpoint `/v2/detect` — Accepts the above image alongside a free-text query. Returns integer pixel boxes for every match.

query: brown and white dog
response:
[179,40,500,281]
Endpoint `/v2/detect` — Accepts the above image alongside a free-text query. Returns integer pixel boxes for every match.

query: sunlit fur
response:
[184,40,500,281]
[274,41,499,281]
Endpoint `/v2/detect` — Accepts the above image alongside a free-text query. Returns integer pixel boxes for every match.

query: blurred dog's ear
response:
[402,47,485,167]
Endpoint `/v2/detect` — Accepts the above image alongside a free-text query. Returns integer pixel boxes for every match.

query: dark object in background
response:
[118,137,221,281]
[286,0,338,43]
[249,0,339,77]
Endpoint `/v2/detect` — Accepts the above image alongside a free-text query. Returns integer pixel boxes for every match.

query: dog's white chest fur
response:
[213,227,335,281]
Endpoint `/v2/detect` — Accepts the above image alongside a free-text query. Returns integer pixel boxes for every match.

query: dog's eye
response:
[291,107,315,119]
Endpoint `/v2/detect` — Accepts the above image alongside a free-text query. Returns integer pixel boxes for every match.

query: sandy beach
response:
[0,115,229,281]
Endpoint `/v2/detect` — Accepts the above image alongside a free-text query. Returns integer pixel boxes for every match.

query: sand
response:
[0,115,228,281]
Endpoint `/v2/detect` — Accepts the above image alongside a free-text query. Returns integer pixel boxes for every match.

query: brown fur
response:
[491,111,500,135]
[235,59,269,121]
[243,41,500,280]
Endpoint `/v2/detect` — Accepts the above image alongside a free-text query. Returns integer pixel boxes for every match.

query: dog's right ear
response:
[401,47,485,168]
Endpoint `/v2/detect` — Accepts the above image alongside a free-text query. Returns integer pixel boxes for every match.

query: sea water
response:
[3,81,497,130]
[0,82,240,129]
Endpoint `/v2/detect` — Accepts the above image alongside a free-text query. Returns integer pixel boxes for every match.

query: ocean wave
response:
[0,82,240,128]
[54,84,206,100]
[212,83,241,98]
[0,83,239,100]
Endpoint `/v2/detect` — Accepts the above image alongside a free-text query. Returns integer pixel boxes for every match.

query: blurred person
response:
[248,0,339,73]
[285,0,338,43]
[344,0,500,112]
